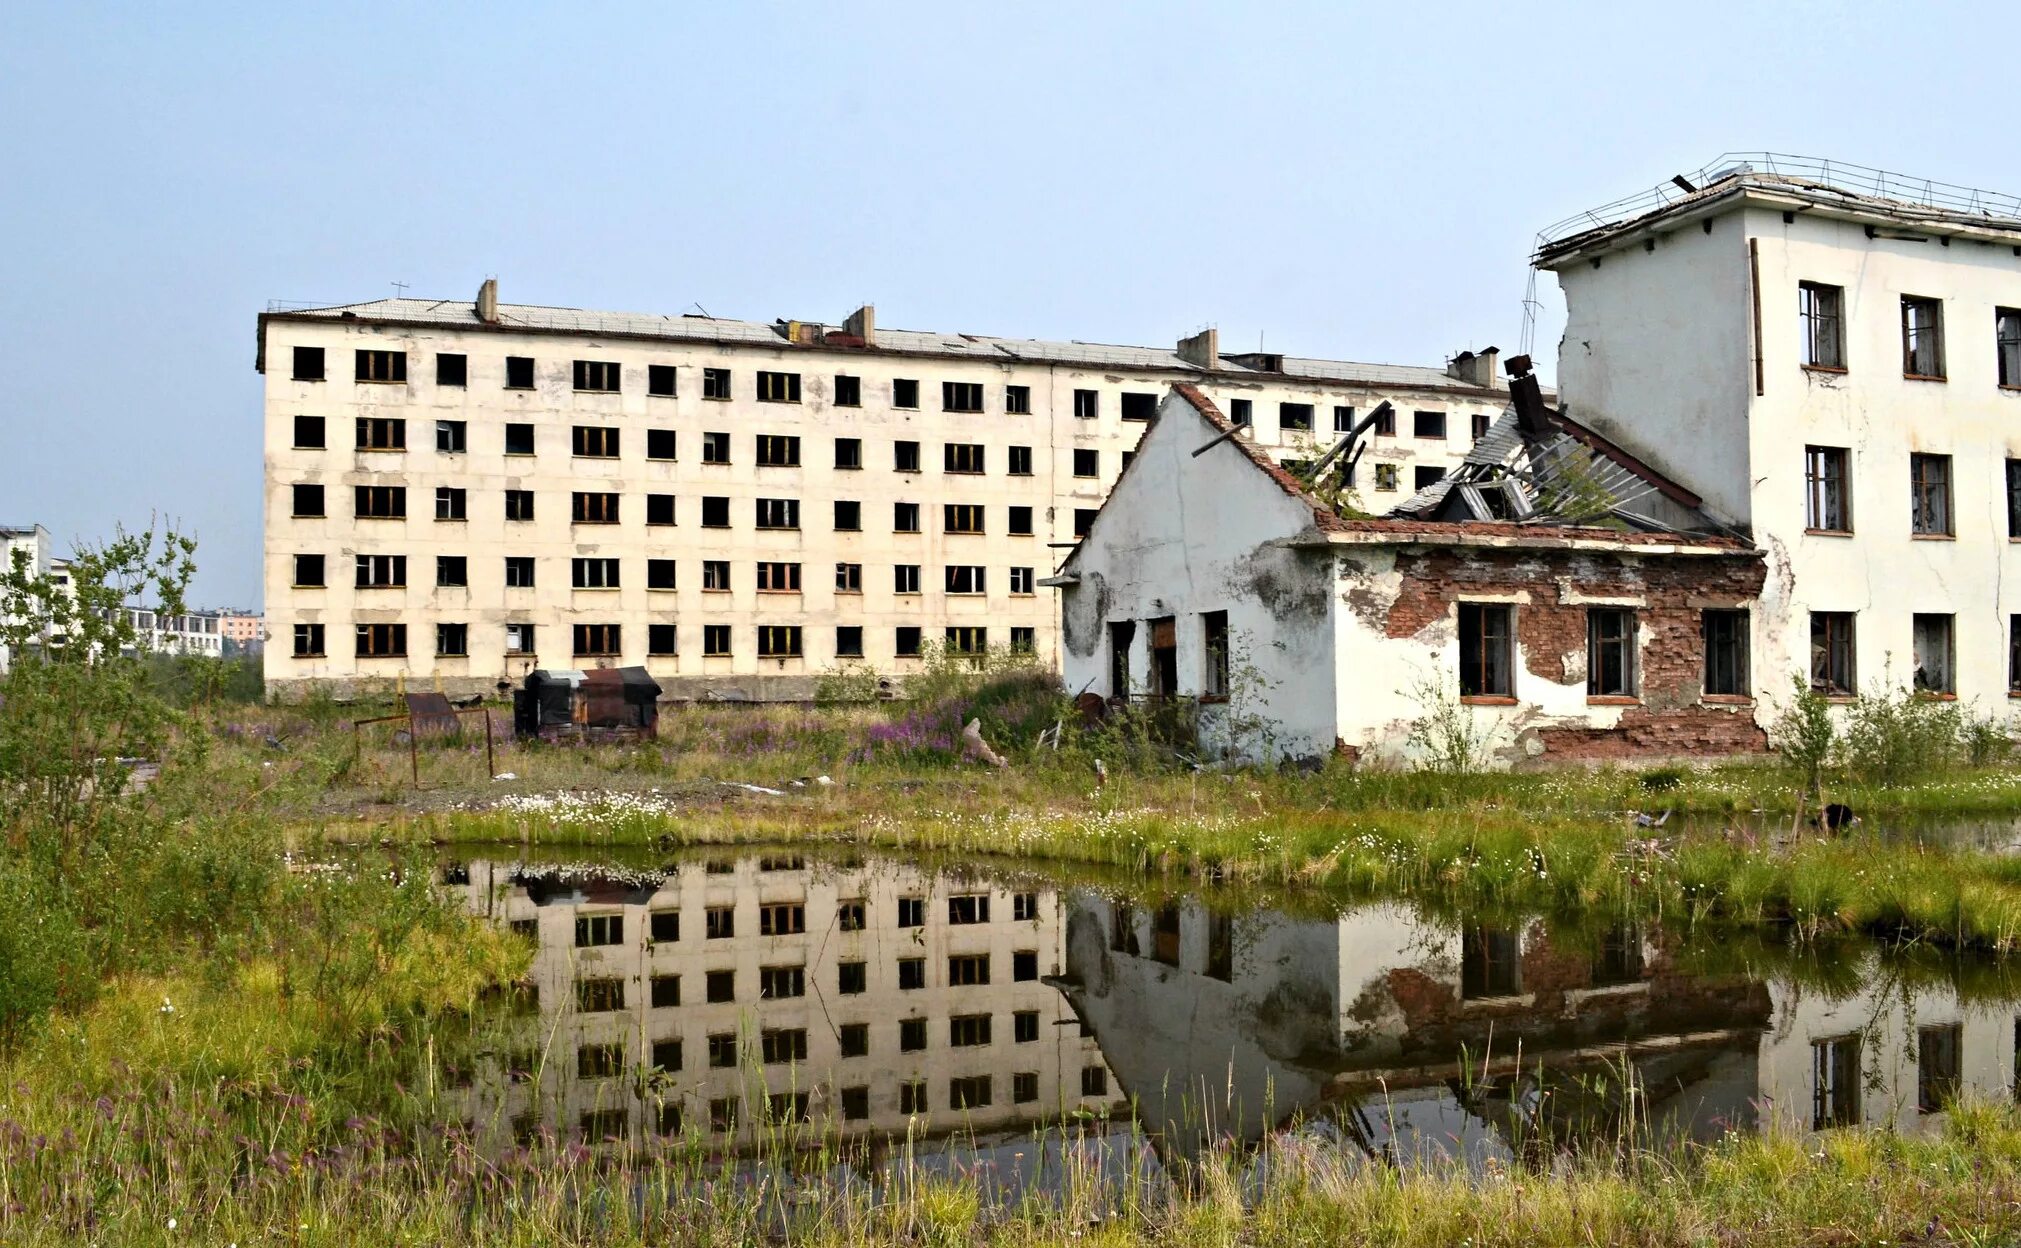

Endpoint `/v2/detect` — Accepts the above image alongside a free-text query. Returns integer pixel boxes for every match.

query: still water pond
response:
[436,848,2021,1185]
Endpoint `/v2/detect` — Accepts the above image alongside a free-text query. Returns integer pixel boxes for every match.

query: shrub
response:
[1841,681,1963,788]
[1768,675,1836,795]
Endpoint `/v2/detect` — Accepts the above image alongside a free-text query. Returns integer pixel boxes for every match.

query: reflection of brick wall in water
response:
[452,857,1118,1150]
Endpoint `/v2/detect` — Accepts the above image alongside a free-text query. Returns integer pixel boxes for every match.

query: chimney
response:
[842,304,875,347]
[1445,346,1501,389]
[476,278,499,325]
[1176,327,1219,370]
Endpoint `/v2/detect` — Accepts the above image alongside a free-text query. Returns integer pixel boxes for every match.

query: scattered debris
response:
[962,718,1007,768]
[723,782,787,796]
[492,772,517,782]
[1632,809,1672,828]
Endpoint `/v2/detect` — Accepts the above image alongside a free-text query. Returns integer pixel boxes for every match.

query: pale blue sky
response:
[0,1,2008,605]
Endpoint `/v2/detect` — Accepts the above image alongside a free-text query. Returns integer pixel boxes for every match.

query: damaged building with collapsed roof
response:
[1046,374,1766,766]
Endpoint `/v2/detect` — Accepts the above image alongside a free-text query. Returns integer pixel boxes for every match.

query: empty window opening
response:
[292,346,324,381]
[896,626,922,657]
[572,492,619,524]
[702,367,731,400]
[1008,445,1033,475]
[1073,448,1099,478]
[354,485,405,518]
[1702,609,1749,697]
[573,624,621,657]
[571,557,619,589]
[894,440,921,472]
[1120,392,1157,422]
[947,894,989,924]
[355,553,405,588]
[504,557,535,588]
[355,416,405,451]
[759,964,805,998]
[505,489,534,521]
[701,496,730,528]
[1008,506,1034,535]
[1148,616,1178,698]
[293,414,325,448]
[1229,398,1252,426]
[757,371,801,403]
[572,425,619,458]
[1918,1023,1963,1114]
[944,442,985,473]
[1073,388,1099,420]
[436,419,466,453]
[943,381,983,412]
[1374,463,1399,491]
[434,487,466,521]
[504,422,534,454]
[648,624,677,656]
[1586,608,1637,697]
[946,626,987,655]
[573,360,619,392]
[755,498,799,529]
[435,623,468,657]
[834,437,862,469]
[758,625,803,658]
[1461,927,1521,998]
[355,623,406,658]
[1005,384,1031,413]
[292,623,325,656]
[1203,610,1230,697]
[834,374,861,406]
[293,553,325,587]
[1813,1034,1862,1129]
[646,494,675,526]
[504,356,535,389]
[835,625,863,657]
[648,363,676,396]
[948,954,990,985]
[1280,402,1314,432]
[893,378,919,408]
[504,621,535,653]
[835,562,862,592]
[944,504,984,534]
[355,349,406,383]
[895,502,921,533]
[834,500,861,531]
[702,560,730,590]
[757,434,801,467]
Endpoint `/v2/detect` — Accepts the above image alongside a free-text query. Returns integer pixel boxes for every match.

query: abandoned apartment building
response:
[258,284,1517,699]
[1058,156,2021,764]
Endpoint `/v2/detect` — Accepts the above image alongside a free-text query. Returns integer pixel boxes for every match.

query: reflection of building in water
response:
[455,857,1119,1150]
[1064,895,1774,1164]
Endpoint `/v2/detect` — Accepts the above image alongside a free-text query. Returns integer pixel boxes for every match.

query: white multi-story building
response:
[453,856,1116,1152]
[119,607,224,658]
[0,524,55,673]
[258,283,1518,699]
[1537,155,2021,722]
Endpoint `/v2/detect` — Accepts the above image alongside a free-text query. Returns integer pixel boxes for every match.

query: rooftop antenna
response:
[391,281,409,299]
[690,301,712,319]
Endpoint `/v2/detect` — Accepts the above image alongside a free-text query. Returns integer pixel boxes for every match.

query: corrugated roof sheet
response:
[267,298,1500,393]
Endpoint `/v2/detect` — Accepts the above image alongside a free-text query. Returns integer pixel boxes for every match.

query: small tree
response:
[1768,674,1836,797]
[1404,668,1496,773]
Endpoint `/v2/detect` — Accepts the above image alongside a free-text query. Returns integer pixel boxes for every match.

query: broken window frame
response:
[756,371,801,403]
[435,419,466,454]
[1902,294,1946,380]
[504,622,535,654]
[1072,448,1099,478]
[944,565,986,595]
[1910,452,1953,537]
[1810,611,1856,697]
[504,489,534,522]
[835,625,863,657]
[835,562,862,593]
[433,487,466,521]
[1073,388,1098,420]
[702,367,731,400]
[1228,398,1252,426]
[354,349,406,384]
[504,557,535,588]
[756,561,802,593]
[1799,281,1846,370]
[1373,463,1399,492]
[354,622,406,658]
[292,622,325,657]
[833,374,861,407]
[1804,445,1851,533]
[1586,608,1637,698]
[355,416,405,451]
[2000,307,2021,389]
[1458,603,1513,699]
[1702,609,1750,698]
[1011,626,1035,653]
[1911,612,1956,696]
[571,557,620,590]
[754,497,799,530]
[704,624,732,656]
[942,381,983,413]
[572,623,621,657]
[702,560,730,591]
[1279,402,1314,433]
[1005,384,1031,414]
[701,431,731,464]
[834,437,862,469]
[572,492,620,525]
[894,502,921,534]
[944,442,985,474]
[945,626,987,656]
[1812,1034,1862,1129]
[571,425,619,458]
[436,622,468,658]
[756,434,801,467]
[1009,566,1035,595]
[1202,609,1230,699]
[943,503,985,534]
[1147,616,1178,698]
[572,360,620,393]
[757,624,803,658]
[353,485,405,519]
[436,555,467,587]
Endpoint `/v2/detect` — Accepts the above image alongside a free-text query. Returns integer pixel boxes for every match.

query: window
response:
[2009,460,2021,538]
[759,965,805,999]
[577,1043,622,1080]
[946,566,985,595]
[1902,295,1945,379]
[1081,1066,1107,1097]
[293,553,325,587]
[833,500,861,532]
[1916,1023,1963,1114]
[1013,1011,1039,1043]
[2010,616,2021,694]
[701,497,729,528]
[893,378,919,408]
[947,627,987,656]
[756,434,800,467]
[1374,463,1399,492]
[948,894,990,925]
[355,623,406,657]
[1073,508,1097,537]
[898,896,925,927]
[505,356,535,389]
[949,1075,992,1110]
[900,1081,928,1114]
[435,487,466,521]
[835,437,862,469]
[1703,610,1749,697]
[1912,613,1955,695]
[1280,402,1313,432]
[897,958,925,990]
[1415,465,1447,491]
[839,1024,869,1058]
[434,419,467,454]
[943,381,983,412]
[573,360,619,392]
[836,563,862,593]
[648,624,677,656]
[2000,308,2021,388]
[944,505,984,535]
[1804,446,1850,532]
[1073,388,1098,420]
[505,557,535,588]
[354,485,405,518]
[703,560,730,590]
[1009,566,1035,595]
[504,423,534,455]
[1203,610,1229,697]
[1229,399,1252,426]
[1121,392,1157,422]
[572,557,619,589]
[505,489,534,522]
[894,441,921,472]
[755,903,805,938]
[292,623,325,657]
[652,1038,681,1071]
[648,363,676,396]
[1472,411,1492,441]
[355,349,406,383]
[292,346,324,381]
[703,367,731,400]
[944,443,985,474]
[1911,453,1953,536]
[896,626,922,657]
[355,554,405,588]
[505,622,535,654]
[1586,609,1636,697]
[837,899,866,930]
[355,416,405,450]
[755,498,799,530]
[1334,404,1355,433]
[1007,445,1033,476]
[840,1086,869,1120]
[1459,603,1513,698]
[1072,448,1099,478]
[834,374,861,406]
[577,978,625,1013]
[704,625,731,656]
[641,558,675,591]
[760,1030,808,1068]
[1800,282,1846,369]
[894,502,920,533]
[646,494,675,526]
[756,371,800,403]
[708,1032,737,1066]
[899,1018,926,1052]
[573,624,621,657]
[1461,927,1521,999]
[292,414,325,449]
[1008,506,1034,536]
[1013,950,1037,980]
[1005,384,1031,413]
[837,960,866,994]
[572,425,618,458]
[291,483,325,517]
[1810,611,1856,696]
[709,1097,740,1132]
[1013,1072,1038,1103]
[1813,1034,1862,1129]
[758,625,802,658]
[573,492,619,524]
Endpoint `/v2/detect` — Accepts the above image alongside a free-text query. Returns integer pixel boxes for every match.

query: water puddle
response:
[435,846,2021,1187]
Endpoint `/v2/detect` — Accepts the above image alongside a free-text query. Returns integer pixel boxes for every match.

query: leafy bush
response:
[1840,681,1964,788]
[1768,675,1837,795]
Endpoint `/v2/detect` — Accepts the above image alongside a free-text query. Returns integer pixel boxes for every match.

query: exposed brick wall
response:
[1382,544,1769,760]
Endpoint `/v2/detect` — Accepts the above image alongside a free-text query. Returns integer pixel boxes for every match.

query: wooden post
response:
[409,713,420,788]
[484,708,495,778]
